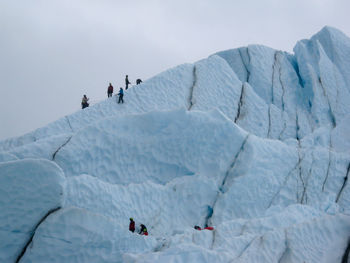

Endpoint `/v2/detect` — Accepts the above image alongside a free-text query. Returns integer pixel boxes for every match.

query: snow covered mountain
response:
[1,26,350,263]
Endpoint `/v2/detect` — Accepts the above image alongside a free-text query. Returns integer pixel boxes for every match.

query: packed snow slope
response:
[1,26,350,263]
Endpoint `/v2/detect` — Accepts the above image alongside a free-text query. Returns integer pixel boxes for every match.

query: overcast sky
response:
[0,0,349,140]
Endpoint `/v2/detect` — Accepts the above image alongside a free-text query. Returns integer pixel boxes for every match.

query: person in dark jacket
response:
[107,83,114,97]
[139,224,148,236]
[136,78,142,85]
[129,218,135,233]
[118,87,124,104]
[125,75,131,90]
[81,95,89,109]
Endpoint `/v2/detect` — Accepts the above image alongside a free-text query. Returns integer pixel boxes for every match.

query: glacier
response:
[0,26,350,262]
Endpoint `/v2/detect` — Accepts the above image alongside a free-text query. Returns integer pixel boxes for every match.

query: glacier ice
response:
[1,26,350,262]
[0,159,64,262]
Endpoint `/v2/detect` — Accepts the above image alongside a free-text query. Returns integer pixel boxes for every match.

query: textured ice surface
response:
[21,207,158,263]
[54,109,247,184]
[0,152,17,162]
[1,26,350,262]
[0,159,65,262]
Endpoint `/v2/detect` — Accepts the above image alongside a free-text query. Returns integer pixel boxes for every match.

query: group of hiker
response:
[107,83,124,104]
[81,75,143,109]
[129,218,148,236]
[128,218,214,237]
[194,225,214,231]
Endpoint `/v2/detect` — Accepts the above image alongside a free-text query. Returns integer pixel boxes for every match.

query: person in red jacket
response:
[107,83,114,97]
[129,218,135,233]
[194,225,214,231]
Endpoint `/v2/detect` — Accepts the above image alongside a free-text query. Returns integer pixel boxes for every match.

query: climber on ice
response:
[129,218,135,233]
[194,225,214,231]
[81,95,89,109]
[136,78,142,85]
[139,224,148,236]
[107,83,114,97]
[118,87,124,104]
[125,75,131,90]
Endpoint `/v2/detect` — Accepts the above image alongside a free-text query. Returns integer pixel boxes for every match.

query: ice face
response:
[0,159,64,262]
[1,26,350,262]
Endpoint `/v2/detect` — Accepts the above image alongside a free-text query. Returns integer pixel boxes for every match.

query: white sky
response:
[0,0,349,140]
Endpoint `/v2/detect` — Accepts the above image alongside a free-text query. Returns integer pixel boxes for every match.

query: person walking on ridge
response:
[125,75,131,90]
[129,218,135,233]
[107,83,114,97]
[81,95,89,109]
[118,87,124,104]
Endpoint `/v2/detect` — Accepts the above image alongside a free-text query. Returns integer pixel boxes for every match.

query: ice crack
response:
[239,48,250,82]
[236,236,257,259]
[210,229,216,250]
[16,207,61,263]
[267,106,272,138]
[341,238,350,263]
[205,135,249,227]
[221,134,250,192]
[267,144,303,208]
[300,151,315,204]
[278,120,287,140]
[278,230,290,263]
[234,84,245,123]
[65,116,73,132]
[322,134,333,192]
[52,136,73,160]
[319,77,336,127]
[277,57,286,112]
[271,51,278,104]
[188,65,197,111]
[336,162,350,203]
[295,110,300,140]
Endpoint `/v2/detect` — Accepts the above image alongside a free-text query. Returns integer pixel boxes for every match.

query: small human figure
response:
[125,75,131,90]
[139,224,148,236]
[118,87,124,104]
[81,95,89,109]
[107,83,114,97]
[194,225,214,231]
[129,218,135,233]
[136,79,142,85]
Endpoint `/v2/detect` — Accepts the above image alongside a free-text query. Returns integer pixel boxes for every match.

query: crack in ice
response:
[220,135,250,192]
[267,144,303,208]
[322,134,333,192]
[239,48,250,82]
[234,84,245,123]
[205,135,250,227]
[278,230,290,263]
[300,151,315,204]
[16,207,61,263]
[341,238,350,263]
[235,236,258,260]
[65,116,73,132]
[188,65,197,111]
[52,136,73,161]
[271,51,278,104]
[319,77,336,127]
[336,162,350,203]
[267,105,272,138]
